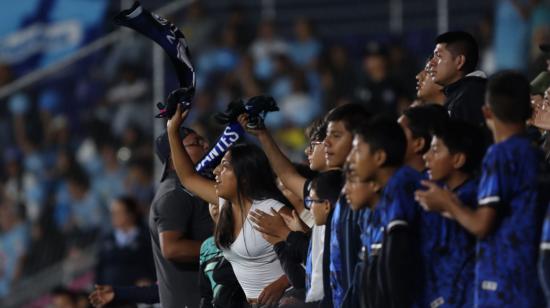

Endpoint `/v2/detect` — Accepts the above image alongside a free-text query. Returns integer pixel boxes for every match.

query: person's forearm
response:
[447,197,493,238]
[257,131,306,198]
[167,127,218,205]
[273,274,291,289]
[167,128,196,185]
[162,239,202,263]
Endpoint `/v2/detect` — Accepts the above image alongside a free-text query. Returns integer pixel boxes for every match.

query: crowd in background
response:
[1,0,550,306]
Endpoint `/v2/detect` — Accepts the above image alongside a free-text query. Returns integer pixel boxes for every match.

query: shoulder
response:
[393,167,421,191]
[153,183,195,206]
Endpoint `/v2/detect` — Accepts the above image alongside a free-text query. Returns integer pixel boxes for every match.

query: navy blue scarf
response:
[115,2,195,118]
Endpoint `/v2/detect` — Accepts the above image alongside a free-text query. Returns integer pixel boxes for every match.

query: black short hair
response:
[311,170,344,205]
[435,31,479,74]
[486,70,532,123]
[354,116,407,167]
[325,103,371,133]
[403,104,449,154]
[113,195,142,224]
[306,118,327,141]
[128,157,153,178]
[433,120,486,175]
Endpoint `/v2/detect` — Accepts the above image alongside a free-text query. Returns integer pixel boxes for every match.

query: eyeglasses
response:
[304,196,327,209]
[306,141,323,152]
[183,138,206,148]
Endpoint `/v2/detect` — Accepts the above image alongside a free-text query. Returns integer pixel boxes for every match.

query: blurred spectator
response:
[226,5,255,50]
[180,2,217,54]
[528,2,550,78]
[474,13,496,75]
[120,124,152,162]
[387,39,418,99]
[51,287,79,308]
[106,63,151,137]
[353,43,408,116]
[279,71,320,127]
[125,158,154,214]
[0,64,15,152]
[2,147,24,206]
[66,169,106,235]
[289,18,322,68]
[320,45,356,108]
[196,26,240,88]
[92,141,127,206]
[236,54,263,98]
[493,0,534,71]
[95,196,155,286]
[250,20,289,81]
[0,202,29,297]
[50,287,91,308]
[53,150,82,230]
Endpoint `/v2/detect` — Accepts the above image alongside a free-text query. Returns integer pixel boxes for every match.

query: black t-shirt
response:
[149,170,213,308]
[443,75,487,126]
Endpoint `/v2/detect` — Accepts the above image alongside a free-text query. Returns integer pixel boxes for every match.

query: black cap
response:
[155,125,196,180]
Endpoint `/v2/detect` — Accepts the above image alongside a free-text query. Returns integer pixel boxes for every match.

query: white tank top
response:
[219,198,286,299]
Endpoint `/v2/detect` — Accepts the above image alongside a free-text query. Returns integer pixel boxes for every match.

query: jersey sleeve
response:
[477,147,503,208]
[384,180,419,231]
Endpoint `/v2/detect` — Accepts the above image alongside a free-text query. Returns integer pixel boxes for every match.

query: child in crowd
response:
[348,116,421,307]
[415,120,485,307]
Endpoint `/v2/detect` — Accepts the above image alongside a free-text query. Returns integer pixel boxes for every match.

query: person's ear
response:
[482,104,493,120]
[322,201,331,215]
[455,54,466,72]
[452,152,466,170]
[368,181,381,193]
[413,137,426,155]
[373,150,387,167]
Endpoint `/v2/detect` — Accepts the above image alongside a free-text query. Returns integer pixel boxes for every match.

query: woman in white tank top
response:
[167,106,291,305]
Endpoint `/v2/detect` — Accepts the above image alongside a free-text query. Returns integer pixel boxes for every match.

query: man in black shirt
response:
[429,31,487,127]
[150,125,213,308]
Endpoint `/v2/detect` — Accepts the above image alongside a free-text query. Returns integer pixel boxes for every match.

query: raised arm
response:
[237,114,307,199]
[167,105,219,205]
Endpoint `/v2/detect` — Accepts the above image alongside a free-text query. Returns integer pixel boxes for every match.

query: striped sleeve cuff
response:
[478,196,500,206]
[387,220,408,232]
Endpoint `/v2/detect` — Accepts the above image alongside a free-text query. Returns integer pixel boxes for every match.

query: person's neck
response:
[425,91,446,105]
[492,121,525,143]
[445,171,469,191]
[229,196,253,215]
[368,194,381,210]
[375,166,398,188]
[406,157,425,173]
[444,74,464,87]
[321,166,340,172]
